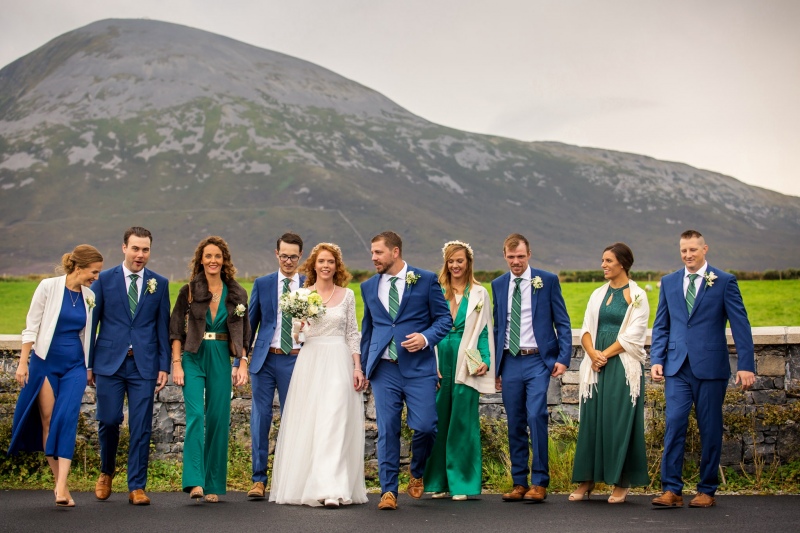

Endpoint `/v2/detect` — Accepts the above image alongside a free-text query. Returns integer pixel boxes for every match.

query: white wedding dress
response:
[269,288,368,506]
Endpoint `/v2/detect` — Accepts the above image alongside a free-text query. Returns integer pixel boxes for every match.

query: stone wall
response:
[2,327,799,473]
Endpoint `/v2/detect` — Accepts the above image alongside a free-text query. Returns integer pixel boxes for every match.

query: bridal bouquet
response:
[279,288,326,342]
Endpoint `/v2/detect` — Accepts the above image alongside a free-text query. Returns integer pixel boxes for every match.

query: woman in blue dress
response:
[9,245,104,507]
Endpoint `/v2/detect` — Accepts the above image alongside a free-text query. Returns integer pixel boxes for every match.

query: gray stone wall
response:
[2,327,799,472]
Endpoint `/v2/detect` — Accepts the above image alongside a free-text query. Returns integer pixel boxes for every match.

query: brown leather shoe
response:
[128,489,151,506]
[523,485,547,502]
[652,490,684,507]
[95,473,113,501]
[689,493,716,508]
[247,482,266,499]
[501,485,529,501]
[378,492,397,510]
[407,476,424,499]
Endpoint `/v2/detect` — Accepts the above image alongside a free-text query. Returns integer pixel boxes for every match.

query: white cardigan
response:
[451,283,496,394]
[578,279,649,405]
[21,275,94,366]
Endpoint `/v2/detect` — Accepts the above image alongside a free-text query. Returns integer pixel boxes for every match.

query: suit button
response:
[687,324,692,328]
[392,324,395,328]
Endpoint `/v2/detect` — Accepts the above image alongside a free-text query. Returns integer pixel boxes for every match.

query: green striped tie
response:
[686,273,699,315]
[127,274,139,318]
[281,278,293,353]
[508,278,522,356]
[388,276,400,361]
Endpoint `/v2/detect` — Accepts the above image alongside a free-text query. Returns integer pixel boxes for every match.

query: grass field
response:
[1,278,798,333]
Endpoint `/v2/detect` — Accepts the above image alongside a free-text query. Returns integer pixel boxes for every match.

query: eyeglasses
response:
[278,254,300,263]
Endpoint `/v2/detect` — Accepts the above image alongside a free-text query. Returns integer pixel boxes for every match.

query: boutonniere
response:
[473,301,483,313]
[234,304,247,317]
[631,294,642,309]
[531,276,543,293]
[85,297,96,309]
[704,271,717,288]
[147,278,157,294]
[406,271,421,285]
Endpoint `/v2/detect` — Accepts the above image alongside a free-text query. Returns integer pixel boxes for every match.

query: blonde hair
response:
[58,245,103,274]
[438,242,477,301]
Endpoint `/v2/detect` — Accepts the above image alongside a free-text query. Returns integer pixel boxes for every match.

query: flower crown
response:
[442,240,474,259]
[311,242,342,255]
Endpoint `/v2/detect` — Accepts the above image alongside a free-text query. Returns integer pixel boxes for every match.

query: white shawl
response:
[449,284,496,394]
[578,279,649,406]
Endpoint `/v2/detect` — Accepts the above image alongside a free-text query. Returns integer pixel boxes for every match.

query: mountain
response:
[1,19,798,278]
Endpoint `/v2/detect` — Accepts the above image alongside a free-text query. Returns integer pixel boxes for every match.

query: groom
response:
[89,227,171,505]
[650,229,755,508]
[361,231,452,510]
[491,233,571,503]
[243,232,305,499]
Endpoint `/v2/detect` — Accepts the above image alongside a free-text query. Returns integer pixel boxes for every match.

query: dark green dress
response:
[572,284,649,488]
[181,284,233,495]
[424,286,491,496]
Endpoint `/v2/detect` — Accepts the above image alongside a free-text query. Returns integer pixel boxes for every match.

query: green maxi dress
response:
[572,284,649,488]
[181,284,233,495]
[424,286,491,496]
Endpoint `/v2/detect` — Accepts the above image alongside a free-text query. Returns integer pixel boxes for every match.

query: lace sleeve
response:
[344,289,361,355]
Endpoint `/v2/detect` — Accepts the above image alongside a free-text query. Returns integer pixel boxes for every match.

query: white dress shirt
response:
[504,266,538,350]
[683,262,708,297]
[122,264,144,299]
[271,272,302,349]
[379,262,408,360]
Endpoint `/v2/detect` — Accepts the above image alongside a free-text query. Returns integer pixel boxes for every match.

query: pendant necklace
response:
[68,287,81,307]
[315,285,336,304]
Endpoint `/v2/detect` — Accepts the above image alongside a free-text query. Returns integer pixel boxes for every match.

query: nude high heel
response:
[568,481,595,501]
[608,487,629,504]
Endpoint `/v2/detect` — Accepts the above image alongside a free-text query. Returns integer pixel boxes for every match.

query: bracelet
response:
[354,369,364,374]
[172,359,181,364]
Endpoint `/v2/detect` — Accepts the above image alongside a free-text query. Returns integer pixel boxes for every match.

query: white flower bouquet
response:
[279,288,326,342]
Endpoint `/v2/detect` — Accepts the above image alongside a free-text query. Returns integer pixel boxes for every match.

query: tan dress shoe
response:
[523,485,547,502]
[247,482,266,499]
[407,476,424,499]
[128,489,151,505]
[689,493,716,507]
[501,485,529,501]
[95,473,113,501]
[378,492,397,510]
[652,490,684,507]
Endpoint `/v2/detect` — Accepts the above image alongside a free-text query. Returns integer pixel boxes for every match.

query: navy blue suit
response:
[360,266,452,495]
[491,268,571,488]
[89,265,170,491]
[650,265,754,495]
[246,272,305,485]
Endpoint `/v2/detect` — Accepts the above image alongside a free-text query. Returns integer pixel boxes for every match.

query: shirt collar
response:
[383,262,408,283]
[278,272,299,284]
[122,263,143,280]
[511,266,531,282]
[684,262,708,279]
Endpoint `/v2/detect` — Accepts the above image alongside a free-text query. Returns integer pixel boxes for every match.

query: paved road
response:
[1,491,798,532]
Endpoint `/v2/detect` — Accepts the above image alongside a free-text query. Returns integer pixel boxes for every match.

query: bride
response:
[269,242,369,507]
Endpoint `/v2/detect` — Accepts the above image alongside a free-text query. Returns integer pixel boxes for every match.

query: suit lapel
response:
[269,273,279,318]
[528,266,539,324]
[671,269,690,320]
[369,275,392,320]
[395,268,414,319]
[115,265,134,323]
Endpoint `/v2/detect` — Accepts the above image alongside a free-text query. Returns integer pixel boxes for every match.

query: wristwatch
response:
[240,355,249,364]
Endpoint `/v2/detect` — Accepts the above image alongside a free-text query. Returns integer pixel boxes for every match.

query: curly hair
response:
[300,243,352,288]
[188,236,237,281]
[439,242,476,301]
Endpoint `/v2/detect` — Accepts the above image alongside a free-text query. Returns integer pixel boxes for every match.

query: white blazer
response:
[21,275,94,366]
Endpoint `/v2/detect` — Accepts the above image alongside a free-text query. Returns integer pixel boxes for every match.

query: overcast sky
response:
[1,0,798,197]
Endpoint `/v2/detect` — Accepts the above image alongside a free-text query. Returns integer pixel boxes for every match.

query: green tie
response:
[508,278,522,356]
[128,274,139,318]
[686,273,699,315]
[281,278,293,353]
[388,276,400,361]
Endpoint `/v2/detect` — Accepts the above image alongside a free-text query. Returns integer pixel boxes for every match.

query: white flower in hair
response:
[441,240,474,259]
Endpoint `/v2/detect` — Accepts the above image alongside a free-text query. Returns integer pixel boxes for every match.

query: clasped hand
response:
[589,349,607,372]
